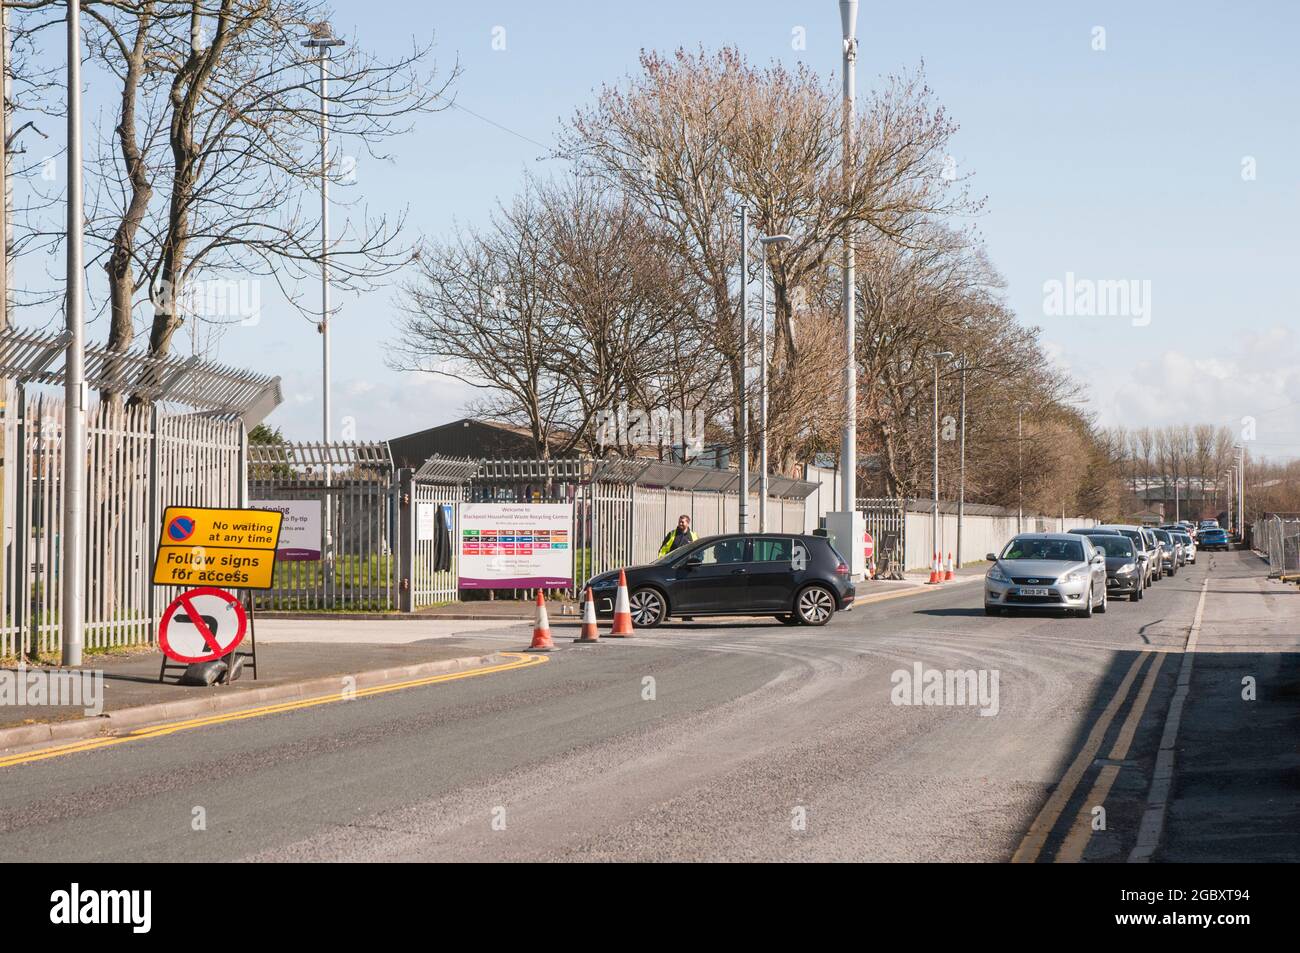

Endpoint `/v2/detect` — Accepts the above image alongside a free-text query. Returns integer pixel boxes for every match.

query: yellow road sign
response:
[153,506,283,590]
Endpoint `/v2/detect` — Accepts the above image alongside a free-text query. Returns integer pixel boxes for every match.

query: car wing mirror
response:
[985,553,997,561]
[684,552,704,566]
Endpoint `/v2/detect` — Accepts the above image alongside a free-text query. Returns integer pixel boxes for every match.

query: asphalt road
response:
[1,550,1291,862]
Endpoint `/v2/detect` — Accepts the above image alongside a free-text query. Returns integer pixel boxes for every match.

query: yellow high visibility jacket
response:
[658,528,698,557]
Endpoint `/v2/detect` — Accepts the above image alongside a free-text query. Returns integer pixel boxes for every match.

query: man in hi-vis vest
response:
[658,514,698,557]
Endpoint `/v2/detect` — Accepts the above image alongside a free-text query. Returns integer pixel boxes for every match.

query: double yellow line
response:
[0,652,547,770]
[1011,650,1165,863]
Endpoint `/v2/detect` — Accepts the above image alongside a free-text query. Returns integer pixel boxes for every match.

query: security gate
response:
[857,496,906,577]
[248,442,396,611]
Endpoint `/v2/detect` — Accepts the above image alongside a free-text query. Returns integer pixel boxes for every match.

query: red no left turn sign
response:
[159,587,248,664]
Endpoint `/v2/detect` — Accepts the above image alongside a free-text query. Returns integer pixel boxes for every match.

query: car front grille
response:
[1011,576,1057,585]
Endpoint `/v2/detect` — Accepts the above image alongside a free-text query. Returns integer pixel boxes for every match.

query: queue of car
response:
[984,518,1219,619]
[579,516,1225,630]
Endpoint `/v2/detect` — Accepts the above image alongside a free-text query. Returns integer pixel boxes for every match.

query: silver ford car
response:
[984,533,1108,617]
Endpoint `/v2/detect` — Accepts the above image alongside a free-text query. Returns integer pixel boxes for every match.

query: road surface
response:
[1,550,1293,862]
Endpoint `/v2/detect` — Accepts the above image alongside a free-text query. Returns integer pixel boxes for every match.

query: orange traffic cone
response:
[944,552,955,581]
[527,590,555,651]
[927,552,941,584]
[574,587,601,643]
[608,568,635,638]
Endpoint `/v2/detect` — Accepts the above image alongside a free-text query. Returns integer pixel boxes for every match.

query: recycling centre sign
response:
[152,505,284,589]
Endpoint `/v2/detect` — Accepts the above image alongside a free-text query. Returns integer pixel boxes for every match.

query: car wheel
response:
[794,585,836,626]
[1096,586,1107,613]
[1076,590,1093,619]
[1129,588,1141,602]
[629,587,666,628]
[774,614,800,626]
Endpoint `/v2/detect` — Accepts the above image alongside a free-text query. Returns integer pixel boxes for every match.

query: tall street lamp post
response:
[932,351,953,565]
[956,356,967,567]
[758,232,793,532]
[737,205,749,532]
[839,0,858,513]
[302,24,346,595]
[62,0,86,666]
[1017,406,1025,533]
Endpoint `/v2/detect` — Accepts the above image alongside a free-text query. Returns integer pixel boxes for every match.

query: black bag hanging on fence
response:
[434,505,453,572]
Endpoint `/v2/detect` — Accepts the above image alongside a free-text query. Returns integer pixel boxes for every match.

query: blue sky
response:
[14,1,1300,458]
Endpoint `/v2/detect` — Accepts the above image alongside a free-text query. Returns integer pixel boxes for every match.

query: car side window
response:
[699,538,748,565]
[752,538,792,562]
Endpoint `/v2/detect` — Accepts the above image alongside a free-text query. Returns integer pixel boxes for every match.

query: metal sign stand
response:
[229,592,260,681]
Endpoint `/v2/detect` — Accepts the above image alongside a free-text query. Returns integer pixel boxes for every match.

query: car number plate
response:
[1018,587,1050,597]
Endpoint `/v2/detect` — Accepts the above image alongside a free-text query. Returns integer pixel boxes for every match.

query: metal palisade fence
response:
[1253,513,1300,576]
[248,441,398,611]
[0,325,279,659]
[244,449,819,612]
[1,385,244,657]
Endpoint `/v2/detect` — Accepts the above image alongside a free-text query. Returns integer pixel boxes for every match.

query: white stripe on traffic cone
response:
[575,587,600,643]
[609,568,634,637]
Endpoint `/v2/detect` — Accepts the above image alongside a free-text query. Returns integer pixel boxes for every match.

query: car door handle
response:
[730,568,747,575]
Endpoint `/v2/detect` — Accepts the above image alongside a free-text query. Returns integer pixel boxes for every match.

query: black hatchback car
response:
[585,533,855,627]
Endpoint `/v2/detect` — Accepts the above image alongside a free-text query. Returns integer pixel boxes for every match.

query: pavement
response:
[0,639,512,736]
[0,550,1291,862]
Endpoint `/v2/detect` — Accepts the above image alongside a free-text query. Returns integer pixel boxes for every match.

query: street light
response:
[839,0,858,513]
[956,355,968,566]
[1017,405,1025,533]
[62,0,86,666]
[932,351,953,566]
[758,232,793,532]
[302,23,346,594]
[737,205,750,532]
[1233,444,1245,537]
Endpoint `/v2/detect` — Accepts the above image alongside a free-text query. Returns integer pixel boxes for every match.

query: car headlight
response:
[1118,563,1136,574]
[987,566,1009,583]
[1059,570,1086,585]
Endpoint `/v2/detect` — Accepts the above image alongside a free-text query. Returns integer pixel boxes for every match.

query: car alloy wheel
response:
[1077,590,1093,619]
[795,585,835,626]
[629,588,665,628]
[1096,584,1107,613]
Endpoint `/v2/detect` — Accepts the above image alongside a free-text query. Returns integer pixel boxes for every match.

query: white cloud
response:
[1071,323,1300,457]
[263,368,479,442]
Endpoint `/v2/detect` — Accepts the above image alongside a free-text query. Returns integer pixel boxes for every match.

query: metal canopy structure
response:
[248,440,392,483]
[0,326,282,425]
[588,457,819,499]
[412,454,481,485]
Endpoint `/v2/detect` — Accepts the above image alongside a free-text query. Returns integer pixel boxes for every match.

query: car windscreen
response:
[653,540,702,565]
[1091,536,1134,558]
[1154,530,1172,543]
[1116,530,1145,549]
[1001,538,1085,561]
